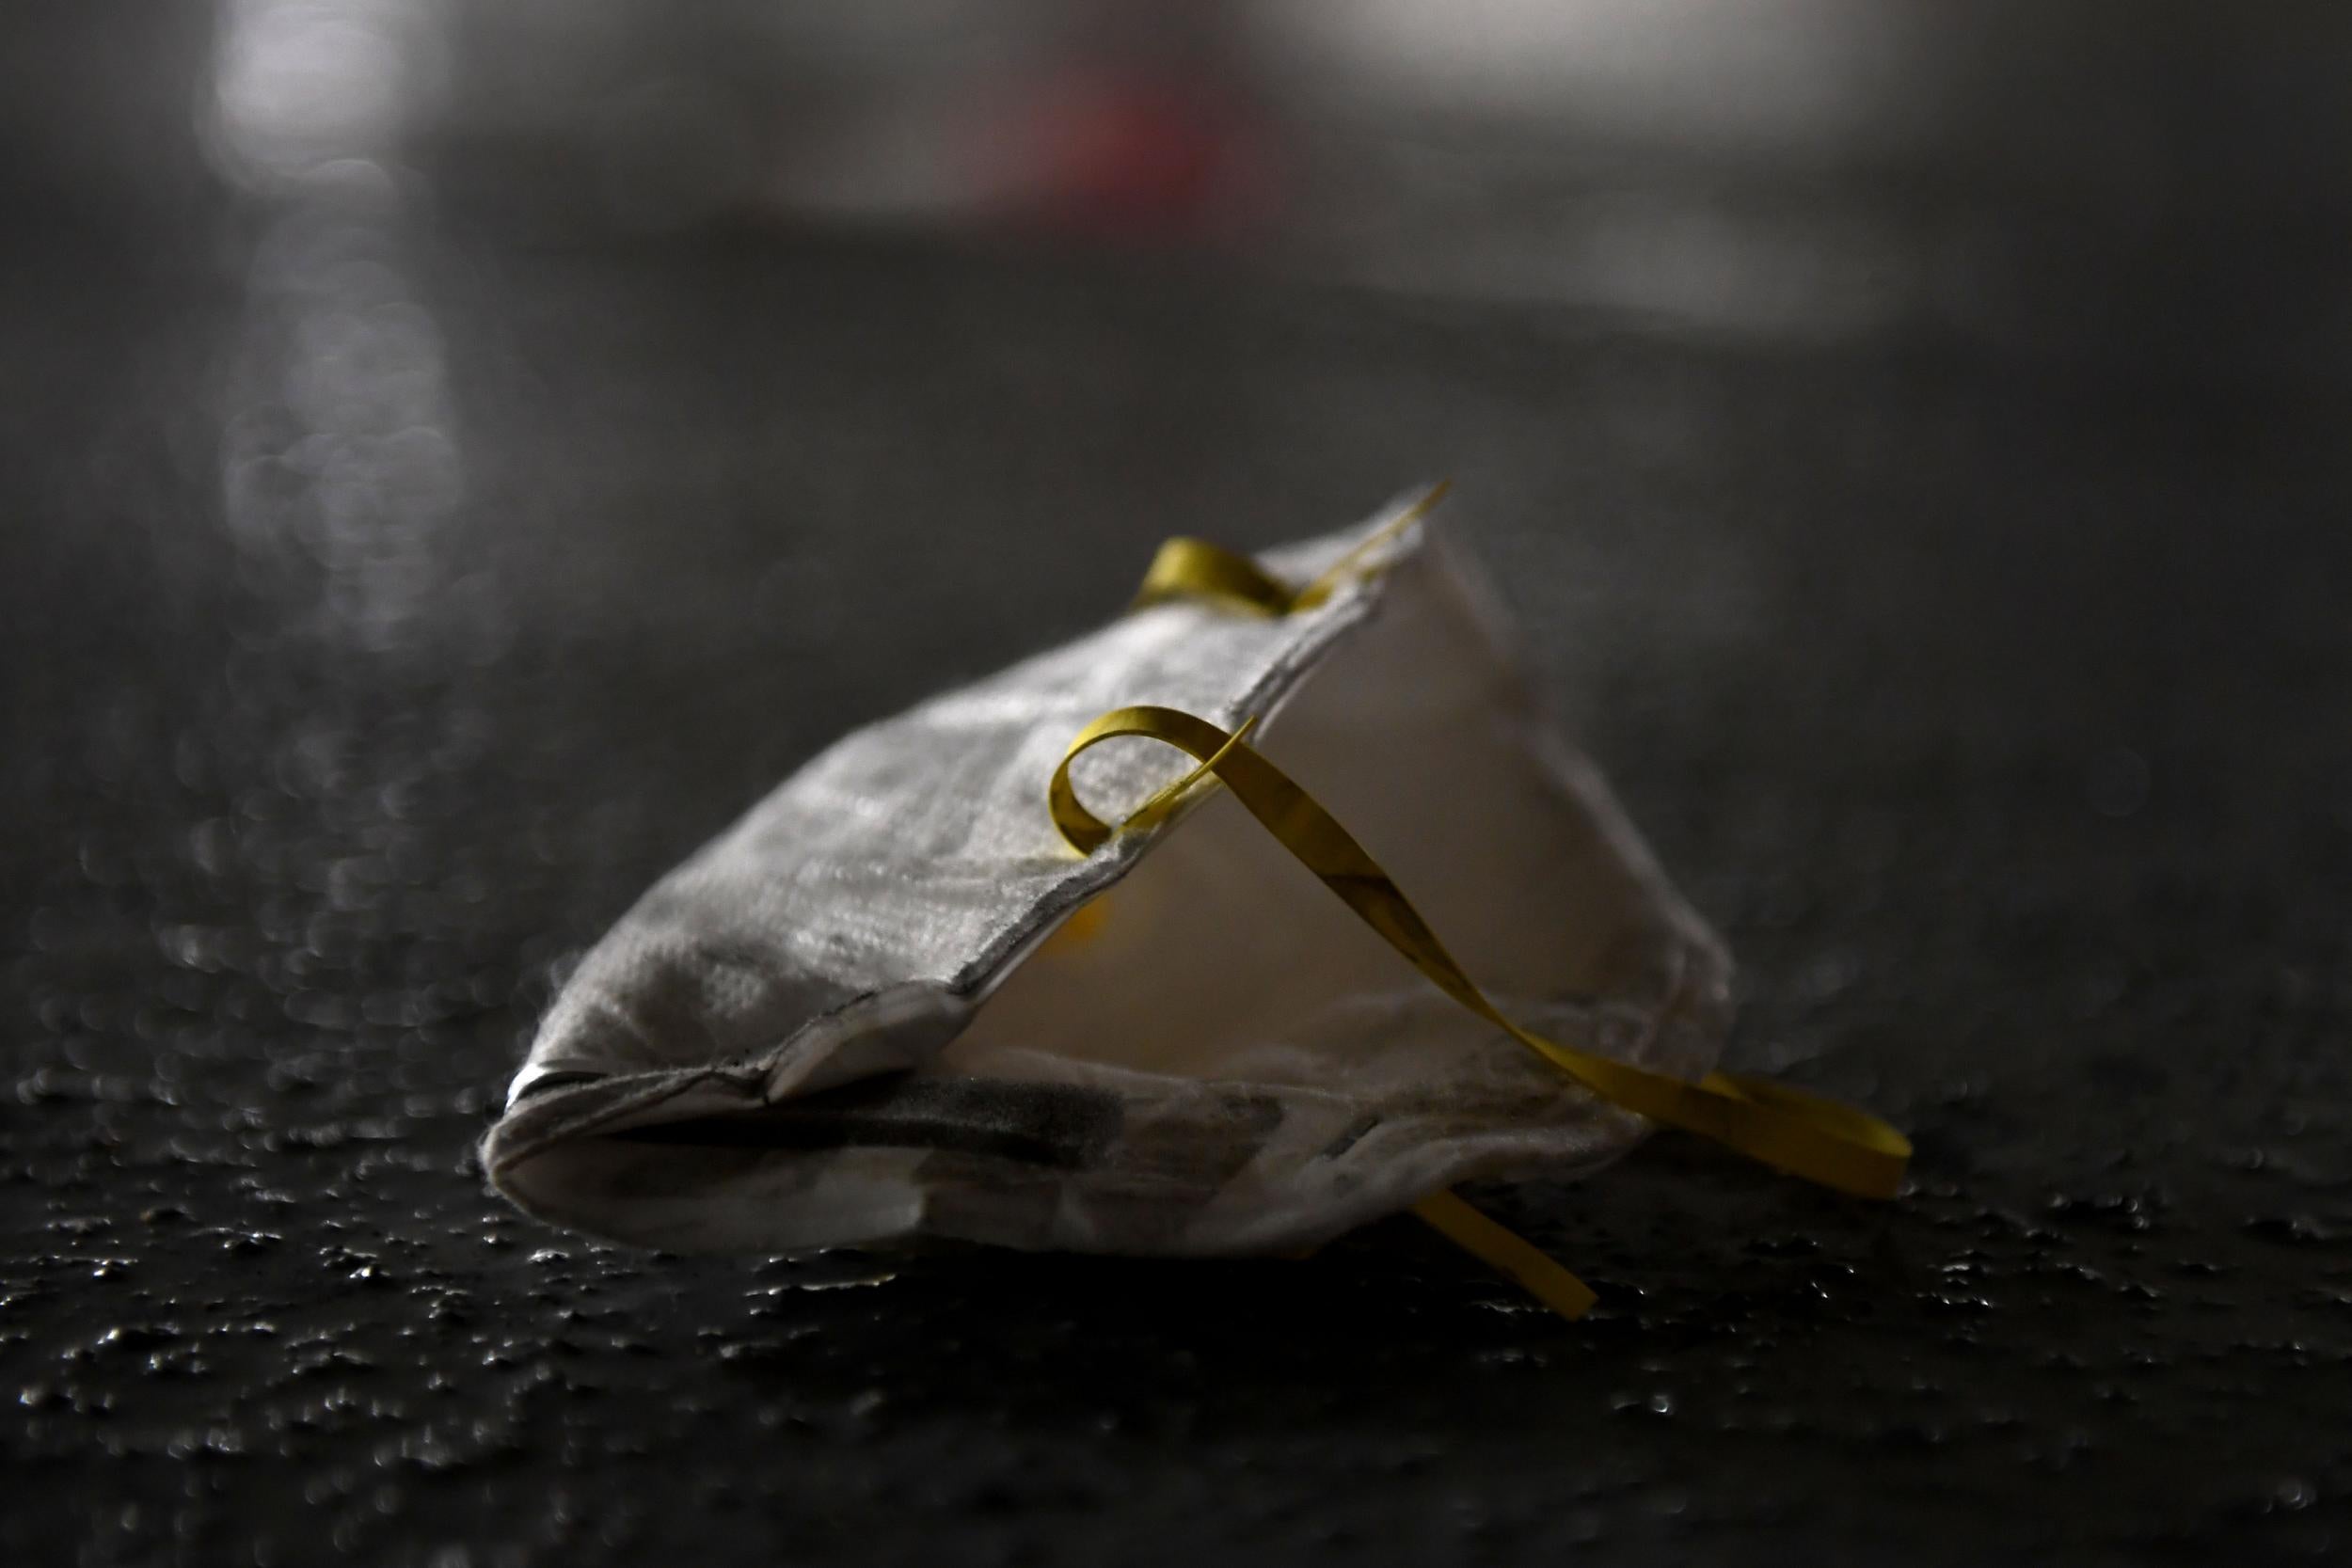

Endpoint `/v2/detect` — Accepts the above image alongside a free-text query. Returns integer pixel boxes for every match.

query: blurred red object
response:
[981,66,1280,245]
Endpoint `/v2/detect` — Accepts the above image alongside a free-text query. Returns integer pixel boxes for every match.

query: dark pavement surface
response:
[8,12,2352,1566]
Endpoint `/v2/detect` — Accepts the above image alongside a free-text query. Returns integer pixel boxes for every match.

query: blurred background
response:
[28,2,2352,347]
[9,5,2352,1565]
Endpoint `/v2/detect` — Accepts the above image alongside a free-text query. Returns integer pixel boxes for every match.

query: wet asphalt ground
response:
[8,8,2352,1565]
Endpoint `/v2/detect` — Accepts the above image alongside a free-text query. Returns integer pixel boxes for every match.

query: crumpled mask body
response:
[484,490,1903,1310]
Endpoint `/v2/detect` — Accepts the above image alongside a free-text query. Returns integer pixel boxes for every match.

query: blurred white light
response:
[1257,0,1921,150]
[213,0,466,654]
[212,0,446,186]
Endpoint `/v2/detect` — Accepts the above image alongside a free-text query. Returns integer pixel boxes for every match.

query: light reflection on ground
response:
[213,0,464,655]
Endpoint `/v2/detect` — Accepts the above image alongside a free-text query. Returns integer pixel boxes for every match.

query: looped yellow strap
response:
[1048,702,1911,1317]
[1050,705,1911,1199]
[1067,494,1907,1318]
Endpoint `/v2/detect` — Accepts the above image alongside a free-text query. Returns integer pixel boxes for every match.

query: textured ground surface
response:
[9,18,2352,1568]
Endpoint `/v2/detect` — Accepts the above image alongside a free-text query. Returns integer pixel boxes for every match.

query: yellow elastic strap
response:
[1130,482,1451,618]
[1410,1191,1598,1321]
[1047,703,1911,1318]
[1133,538,1296,616]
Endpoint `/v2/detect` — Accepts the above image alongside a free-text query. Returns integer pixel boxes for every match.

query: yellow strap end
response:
[1412,1189,1597,1322]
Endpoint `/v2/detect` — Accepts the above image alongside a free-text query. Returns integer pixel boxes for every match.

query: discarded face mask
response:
[483,485,1908,1318]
